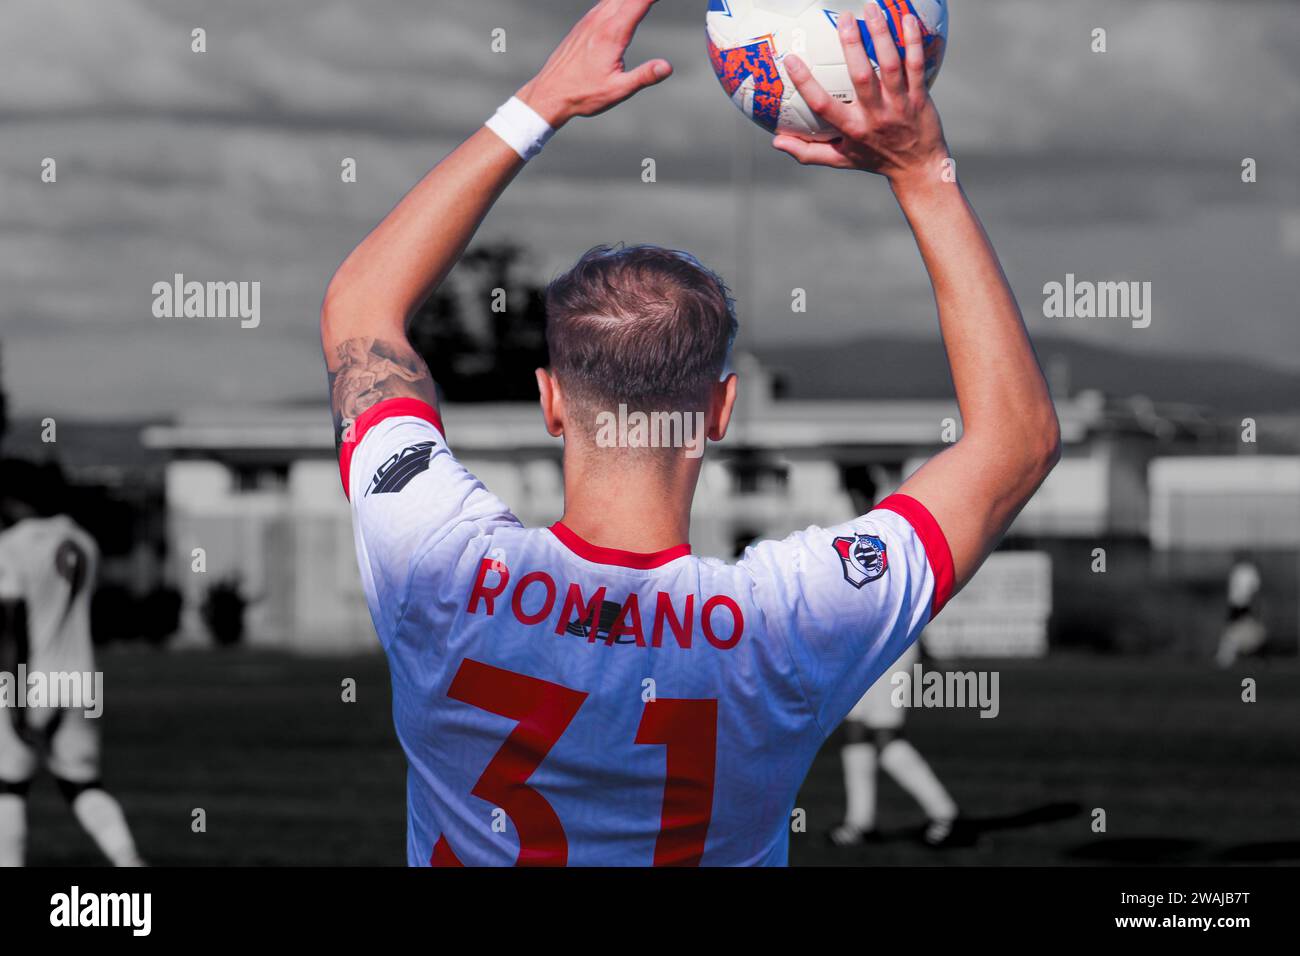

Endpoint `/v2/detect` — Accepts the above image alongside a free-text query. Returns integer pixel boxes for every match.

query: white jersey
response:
[342,398,955,866]
[847,640,921,729]
[1227,562,1261,609]
[0,517,98,676]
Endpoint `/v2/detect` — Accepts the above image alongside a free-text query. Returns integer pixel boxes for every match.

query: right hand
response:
[517,0,673,129]
[774,4,949,185]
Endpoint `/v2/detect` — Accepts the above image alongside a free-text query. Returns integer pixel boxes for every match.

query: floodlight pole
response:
[732,110,756,351]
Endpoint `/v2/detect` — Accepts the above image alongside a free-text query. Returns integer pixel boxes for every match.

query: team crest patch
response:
[832,533,888,589]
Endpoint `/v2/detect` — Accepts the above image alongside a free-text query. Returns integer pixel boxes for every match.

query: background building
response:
[140,361,1297,656]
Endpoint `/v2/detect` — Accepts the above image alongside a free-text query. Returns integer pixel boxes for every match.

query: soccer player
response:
[1215,554,1266,668]
[829,642,960,848]
[322,0,1059,865]
[0,511,144,867]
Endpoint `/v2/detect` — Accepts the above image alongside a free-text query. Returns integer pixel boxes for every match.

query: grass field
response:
[21,648,1300,867]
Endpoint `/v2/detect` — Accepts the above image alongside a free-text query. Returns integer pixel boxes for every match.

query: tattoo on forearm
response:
[327,337,435,448]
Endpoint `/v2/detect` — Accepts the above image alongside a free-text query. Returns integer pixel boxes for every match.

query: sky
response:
[0,0,1297,419]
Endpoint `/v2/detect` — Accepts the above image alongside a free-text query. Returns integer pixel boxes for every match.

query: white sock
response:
[880,739,957,822]
[1215,633,1237,668]
[841,743,878,831]
[72,789,143,867]
[0,794,25,867]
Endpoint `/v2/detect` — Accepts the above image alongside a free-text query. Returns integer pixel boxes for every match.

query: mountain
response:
[754,334,1300,414]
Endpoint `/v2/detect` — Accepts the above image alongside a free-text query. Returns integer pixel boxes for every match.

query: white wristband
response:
[486,96,556,162]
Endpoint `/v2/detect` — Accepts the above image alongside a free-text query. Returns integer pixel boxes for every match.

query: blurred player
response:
[828,474,958,848]
[322,1,1059,865]
[829,641,958,847]
[1215,554,1266,668]
[0,510,144,867]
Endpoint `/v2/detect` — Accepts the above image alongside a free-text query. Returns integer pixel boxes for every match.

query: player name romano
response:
[0,667,103,718]
[467,559,745,649]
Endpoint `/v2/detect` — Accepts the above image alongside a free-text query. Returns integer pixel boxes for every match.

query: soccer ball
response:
[706,0,949,141]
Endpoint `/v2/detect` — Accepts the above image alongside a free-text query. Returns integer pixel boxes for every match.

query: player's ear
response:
[535,368,565,438]
[708,373,739,443]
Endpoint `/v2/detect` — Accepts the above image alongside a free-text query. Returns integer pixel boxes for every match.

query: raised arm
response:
[320,0,673,446]
[775,5,1060,594]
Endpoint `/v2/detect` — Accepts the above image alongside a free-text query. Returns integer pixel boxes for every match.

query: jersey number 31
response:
[431,658,718,867]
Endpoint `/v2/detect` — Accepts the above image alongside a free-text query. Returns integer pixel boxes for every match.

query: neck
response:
[558,452,699,553]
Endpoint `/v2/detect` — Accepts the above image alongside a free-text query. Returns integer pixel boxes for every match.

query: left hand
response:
[517,0,673,128]
[773,4,949,185]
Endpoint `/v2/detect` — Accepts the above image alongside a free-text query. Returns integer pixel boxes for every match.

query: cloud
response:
[1,0,1296,418]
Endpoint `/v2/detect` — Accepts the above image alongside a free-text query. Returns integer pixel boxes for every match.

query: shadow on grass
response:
[1064,837,1204,864]
[1211,840,1300,863]
[840,801,1086,850]
[1065,835,1300,864]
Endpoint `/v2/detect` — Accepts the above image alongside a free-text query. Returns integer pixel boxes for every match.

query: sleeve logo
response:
[366,441,436,496]
[832,533,889,589]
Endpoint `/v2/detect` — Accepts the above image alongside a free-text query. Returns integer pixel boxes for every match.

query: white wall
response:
[1150,457,1300,550]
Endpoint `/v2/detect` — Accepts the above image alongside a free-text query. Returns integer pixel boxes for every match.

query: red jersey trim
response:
[339,397,445,500]
[549,522,692,570]
[875,493,956,619]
